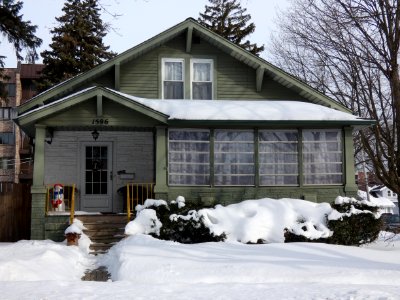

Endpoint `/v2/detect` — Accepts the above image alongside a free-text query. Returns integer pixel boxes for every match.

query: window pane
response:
[0,133,14,145]
[164,82,183,99]
[192,82,212,100]
[259,130,299,186]
[164,62,183,81]
[302,129,342,185]
[6,84,16,97]
[214,130,255,186]
[168,129,210,185]
[193,63,211,81]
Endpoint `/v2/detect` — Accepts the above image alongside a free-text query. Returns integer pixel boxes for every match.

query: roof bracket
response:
[186,26,193,53]
[256,66,265,92]
[97,94,103,117]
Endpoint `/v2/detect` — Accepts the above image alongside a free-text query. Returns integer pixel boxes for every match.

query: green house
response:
[15,18,373,240]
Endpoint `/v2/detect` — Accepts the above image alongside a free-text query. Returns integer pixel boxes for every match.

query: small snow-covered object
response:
[171,195,186,209]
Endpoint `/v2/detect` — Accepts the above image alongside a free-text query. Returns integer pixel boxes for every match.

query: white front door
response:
[80,142,113,212]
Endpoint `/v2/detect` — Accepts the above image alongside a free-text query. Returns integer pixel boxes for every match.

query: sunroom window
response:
[162,58,184,99]
[191,59,213,100]
[302,129,342,185]
[214,130,255,185]
[168,129,210,185]
[259,130,299,185]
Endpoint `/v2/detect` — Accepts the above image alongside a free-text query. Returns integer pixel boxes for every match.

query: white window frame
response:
[168,128,211,186]
[161,58,185,99]
[259,130,299,186]
[190,58,213,100]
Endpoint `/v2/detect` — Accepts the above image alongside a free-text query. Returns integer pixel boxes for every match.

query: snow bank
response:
[125,208,162,235]
[0,240,93,281]
[199,198,332,243]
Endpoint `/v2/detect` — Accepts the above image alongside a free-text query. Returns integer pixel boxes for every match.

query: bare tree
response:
[270,0,400,195]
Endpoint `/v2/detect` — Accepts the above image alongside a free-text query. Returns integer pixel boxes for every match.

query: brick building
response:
[0,62,44,183]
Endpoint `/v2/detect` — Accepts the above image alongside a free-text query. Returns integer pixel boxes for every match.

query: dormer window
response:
[162,58,184,99]
[191,59,213,100]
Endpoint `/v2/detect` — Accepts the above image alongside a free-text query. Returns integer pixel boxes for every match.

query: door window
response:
[85,146,108,194]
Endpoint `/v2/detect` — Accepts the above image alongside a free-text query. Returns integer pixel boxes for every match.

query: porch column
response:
[343,126,357,196]
[154,126,168,198]
[31,124,47,240]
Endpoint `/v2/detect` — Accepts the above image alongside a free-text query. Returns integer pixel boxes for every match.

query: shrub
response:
[284,197,382,246]
[327,199,382,246]
[140,198,226,244]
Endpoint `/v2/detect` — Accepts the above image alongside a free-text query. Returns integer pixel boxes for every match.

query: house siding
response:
[164,186,347,206]
[41,98,161,128]
[119,34,307,101]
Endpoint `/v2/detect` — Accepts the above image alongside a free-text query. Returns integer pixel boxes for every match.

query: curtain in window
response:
[214,130,254,185]
[168,130,210,185]
[163,61,184,99]
[259,131,299,185]
[303,130,342,184]
[192,62,212,99]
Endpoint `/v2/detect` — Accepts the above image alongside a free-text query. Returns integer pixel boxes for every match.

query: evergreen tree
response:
[0,0,42,99]
[198,0,264,56]
[40,0,116,89]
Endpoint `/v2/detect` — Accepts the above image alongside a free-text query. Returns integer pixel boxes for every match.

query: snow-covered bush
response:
[126,197,226,244]
[285,196,382,245]
[326,196,382,246]
[284,216,330,243]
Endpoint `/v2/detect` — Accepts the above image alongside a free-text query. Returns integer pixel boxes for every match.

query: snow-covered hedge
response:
[125,195,383,245]
[126,196,332,244]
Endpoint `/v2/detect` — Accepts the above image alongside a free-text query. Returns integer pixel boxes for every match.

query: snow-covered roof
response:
[17,86,372,124]
[110,89,365,122]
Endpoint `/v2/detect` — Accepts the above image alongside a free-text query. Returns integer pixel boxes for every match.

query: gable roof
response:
[18,18,351,114]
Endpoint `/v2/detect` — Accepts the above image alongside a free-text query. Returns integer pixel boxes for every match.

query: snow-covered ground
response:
[0,197,399,299]
[0,233,399,299]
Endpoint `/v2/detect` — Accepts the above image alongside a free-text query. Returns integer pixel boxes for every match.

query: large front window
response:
[167,128,343,186]
[168,129,210,185]
[191,59,213,100]
[302,130,342,184]
[162,58,184,99]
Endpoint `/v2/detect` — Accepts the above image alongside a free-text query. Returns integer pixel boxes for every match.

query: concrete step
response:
[79,215,128,255]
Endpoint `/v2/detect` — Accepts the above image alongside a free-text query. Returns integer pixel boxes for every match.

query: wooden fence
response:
[0,183,31,242]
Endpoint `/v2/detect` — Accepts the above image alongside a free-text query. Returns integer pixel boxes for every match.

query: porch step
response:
[78,215,128,255]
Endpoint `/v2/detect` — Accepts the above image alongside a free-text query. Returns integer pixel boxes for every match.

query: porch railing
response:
[126,183,155,222]
[45,184,76,224]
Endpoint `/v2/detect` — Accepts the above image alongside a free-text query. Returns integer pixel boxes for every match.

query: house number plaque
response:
[92,119,109,125]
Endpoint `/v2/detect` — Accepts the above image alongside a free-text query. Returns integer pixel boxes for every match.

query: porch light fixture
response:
[91,129,99,141]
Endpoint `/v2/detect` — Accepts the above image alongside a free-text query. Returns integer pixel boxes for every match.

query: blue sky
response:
[1,0,288,67]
